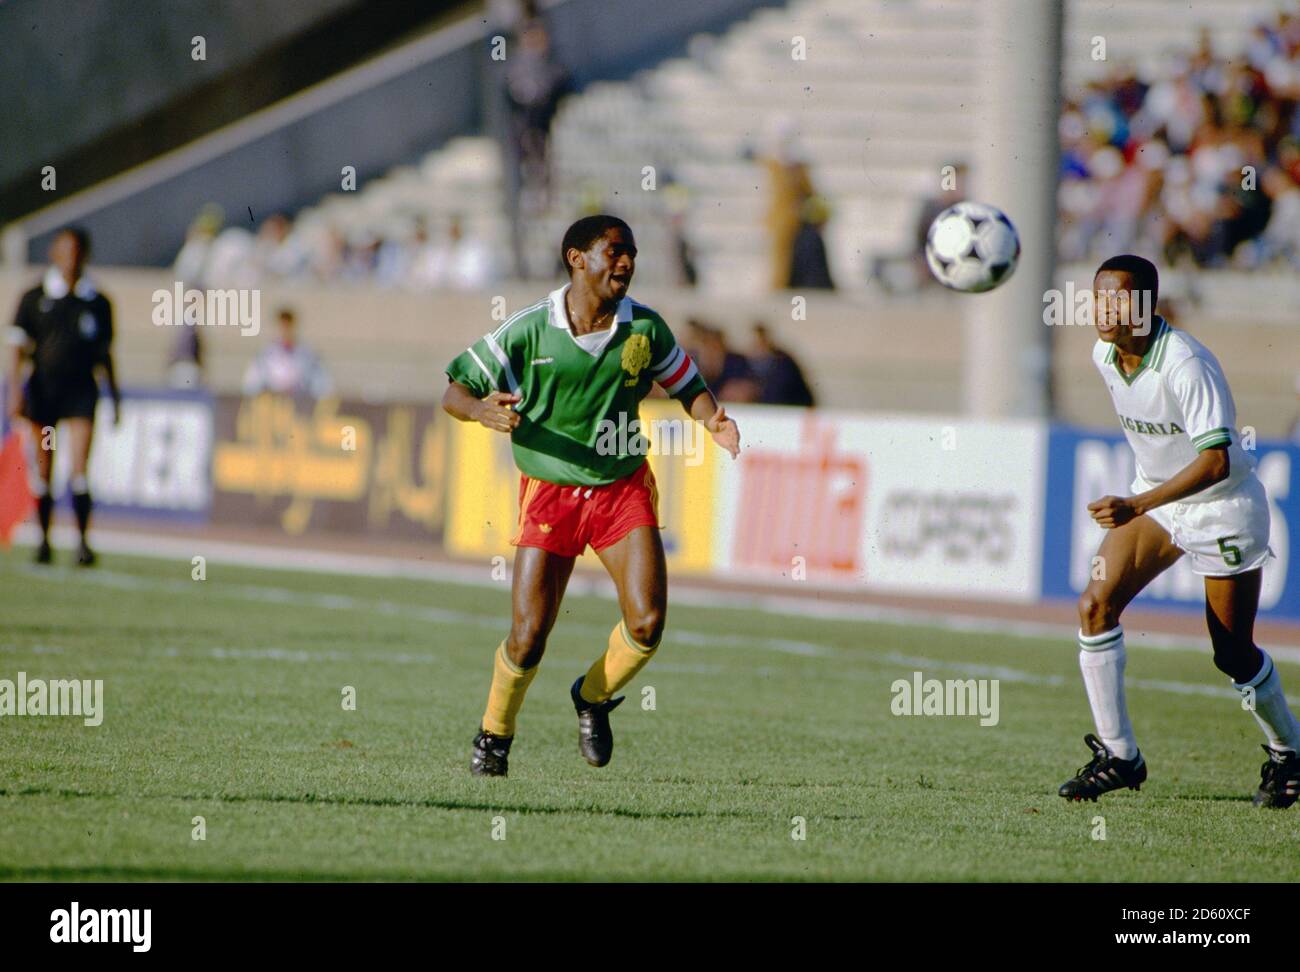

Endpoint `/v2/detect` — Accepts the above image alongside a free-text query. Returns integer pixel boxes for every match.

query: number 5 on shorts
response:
[1217,535,1243,567]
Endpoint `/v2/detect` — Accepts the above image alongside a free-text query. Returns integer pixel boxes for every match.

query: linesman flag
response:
[0,429,35,547]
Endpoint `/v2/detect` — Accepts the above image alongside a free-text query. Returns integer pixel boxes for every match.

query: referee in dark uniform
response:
[5,227,120,565]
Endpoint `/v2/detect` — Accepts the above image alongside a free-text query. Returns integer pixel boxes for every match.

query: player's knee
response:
[625,607,665,650]
[1077,590,1116,635]
[506,622,548,669]
[1211,637,1261,683]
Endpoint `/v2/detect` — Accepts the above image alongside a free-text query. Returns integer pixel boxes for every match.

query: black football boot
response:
[470,727,513,777]
[1059,733,1147,802]
[1254,745,1300,808]
[571,676,625,767]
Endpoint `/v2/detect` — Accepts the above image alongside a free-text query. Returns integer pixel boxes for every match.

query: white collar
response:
[548,284,632,330]
[548,284,633,357]
[43,267,97,300]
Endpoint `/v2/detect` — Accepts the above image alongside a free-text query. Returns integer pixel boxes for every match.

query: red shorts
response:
[511,463,660,557]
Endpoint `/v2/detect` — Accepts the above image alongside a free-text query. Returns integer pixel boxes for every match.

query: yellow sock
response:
[580,621,658,704]
[482,641,538,737]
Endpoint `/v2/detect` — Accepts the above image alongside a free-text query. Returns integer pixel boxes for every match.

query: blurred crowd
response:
[166,301,813,407]
[173,206,500,292]
[1060,13,1300,269]
[170,5,1300,302]
[681,320,815,407]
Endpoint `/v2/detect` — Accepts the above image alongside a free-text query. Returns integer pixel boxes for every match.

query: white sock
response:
[1078,627,1139,760]
[1233,651,1300,753]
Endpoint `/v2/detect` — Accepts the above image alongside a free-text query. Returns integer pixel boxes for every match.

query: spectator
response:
[340,229,382,282]
[408,214,498,291]
[173,204,224,285]
[203,223,258,288]
[663,181,697,288]
[170,204,223,386]
[310,225,349,282]
[685,320,759,403]
[252,213,309,280]
[1252,164,1300,266]
[505,18,569,199]
[749,323,815,407]
[242,308,332,399]
[757,115,815,290]
[165,323,203,390]
[374,220,417,288]
[1058,11,1300,269]
[788,194,835,290]
[501,11,571,278]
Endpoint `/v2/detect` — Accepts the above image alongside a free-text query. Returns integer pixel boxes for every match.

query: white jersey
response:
[1092,316,1252,502]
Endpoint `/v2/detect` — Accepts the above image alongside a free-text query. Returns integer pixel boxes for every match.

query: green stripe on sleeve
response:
[1191,426,1230,444]
[1194,433,1232,452]
[1190,427,1232,451]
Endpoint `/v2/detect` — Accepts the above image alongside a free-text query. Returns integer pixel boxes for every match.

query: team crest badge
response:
[78,312,98,339]
[621,333,651,386]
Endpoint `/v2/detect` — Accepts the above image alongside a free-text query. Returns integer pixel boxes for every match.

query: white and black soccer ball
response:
[924,202,1020,293]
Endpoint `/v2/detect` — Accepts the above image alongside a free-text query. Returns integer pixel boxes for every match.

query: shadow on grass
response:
[1,784,872,822]
[1168,793,1256,804]
[0,864,512,882]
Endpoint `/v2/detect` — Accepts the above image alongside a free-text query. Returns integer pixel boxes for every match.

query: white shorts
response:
[1134,474,1273,576]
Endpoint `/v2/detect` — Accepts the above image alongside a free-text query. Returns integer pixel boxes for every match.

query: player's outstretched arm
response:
[685,388,740,459]
[1089,447,1230,529]
[442,380,520,433]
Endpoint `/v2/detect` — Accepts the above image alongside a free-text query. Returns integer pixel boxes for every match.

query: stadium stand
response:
[206,0,1297,294]
[2,0,1297,428]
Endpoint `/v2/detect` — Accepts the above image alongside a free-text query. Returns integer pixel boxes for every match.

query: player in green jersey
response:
[443,215,741,776]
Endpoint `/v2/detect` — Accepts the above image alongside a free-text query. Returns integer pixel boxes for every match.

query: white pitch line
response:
[5,549,1260,701]
[881,651,1237,699]
[0,631,1240,701]
[9,559,834,660]
[29,523,1300,663]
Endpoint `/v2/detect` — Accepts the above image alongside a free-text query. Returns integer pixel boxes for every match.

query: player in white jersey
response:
[1059,254,1300,808]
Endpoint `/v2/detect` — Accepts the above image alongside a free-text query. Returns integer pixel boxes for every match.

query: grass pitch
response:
[1,545,1297,882]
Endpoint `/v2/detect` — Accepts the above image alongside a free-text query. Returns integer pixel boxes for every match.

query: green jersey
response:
[446,286,709,485]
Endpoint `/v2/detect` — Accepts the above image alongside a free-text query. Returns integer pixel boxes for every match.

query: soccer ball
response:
[924,202,1020,293]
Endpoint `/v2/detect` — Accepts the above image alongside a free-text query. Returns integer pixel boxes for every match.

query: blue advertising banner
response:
[0,385,215,524]
[1042,425,1299,621]
[87,389,215,523]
